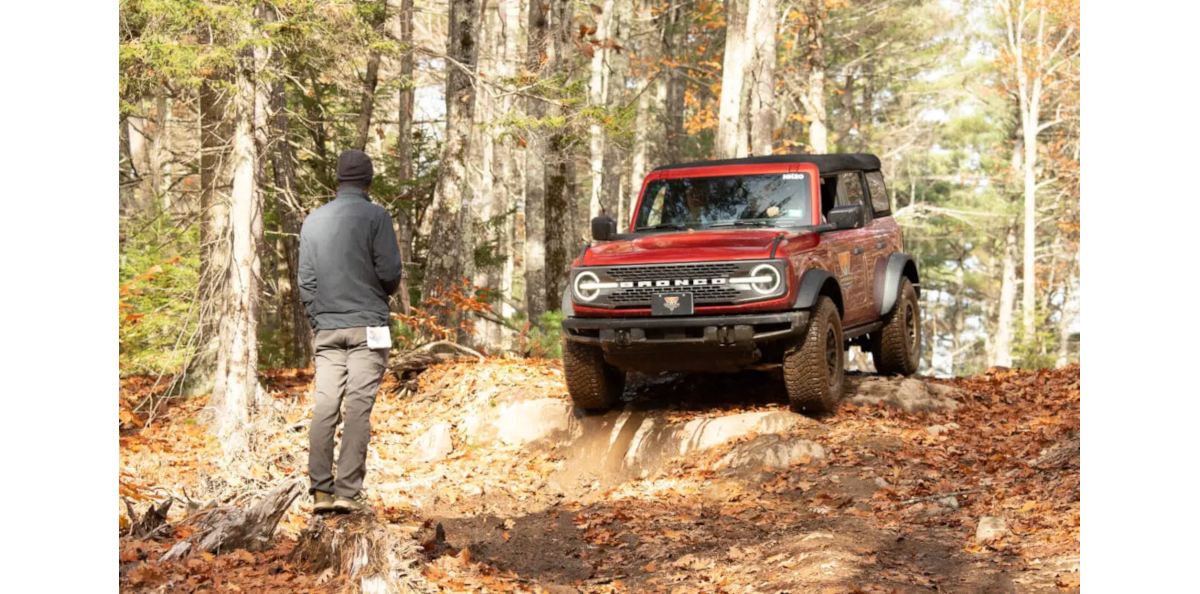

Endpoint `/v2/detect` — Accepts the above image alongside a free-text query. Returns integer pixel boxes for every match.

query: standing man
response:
[298,149,402,514]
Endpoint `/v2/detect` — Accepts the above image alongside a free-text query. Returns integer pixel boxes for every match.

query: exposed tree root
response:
[162,479,305,561]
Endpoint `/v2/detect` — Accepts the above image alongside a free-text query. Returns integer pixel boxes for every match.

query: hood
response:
[581,228,816,266]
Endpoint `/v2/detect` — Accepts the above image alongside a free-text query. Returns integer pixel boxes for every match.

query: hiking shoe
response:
[313,491,336,514]
[333,492,370,514]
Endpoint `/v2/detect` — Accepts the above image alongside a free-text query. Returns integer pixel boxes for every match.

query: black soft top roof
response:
[652,153,881,174]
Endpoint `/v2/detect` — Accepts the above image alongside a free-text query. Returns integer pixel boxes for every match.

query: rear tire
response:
[562,339,625,412]
[872,278,921,376]
[783,297,845,414]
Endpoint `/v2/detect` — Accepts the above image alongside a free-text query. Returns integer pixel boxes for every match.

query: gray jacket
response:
[298,188,402,330]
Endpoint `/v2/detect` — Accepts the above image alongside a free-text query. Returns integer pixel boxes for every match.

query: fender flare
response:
[877,253,920,316]
[794,269,844,317]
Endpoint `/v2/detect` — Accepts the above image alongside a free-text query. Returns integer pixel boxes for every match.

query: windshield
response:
[634,173,812,230]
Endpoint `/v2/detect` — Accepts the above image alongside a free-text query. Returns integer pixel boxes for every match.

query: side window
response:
[836,172,871,223]
[865,171,890,216]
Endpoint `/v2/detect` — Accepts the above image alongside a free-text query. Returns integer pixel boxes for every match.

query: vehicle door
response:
[832,171,882,326]
[862,170,901,317]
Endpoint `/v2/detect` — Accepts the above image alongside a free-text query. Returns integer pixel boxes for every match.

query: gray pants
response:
[308,327,388,497]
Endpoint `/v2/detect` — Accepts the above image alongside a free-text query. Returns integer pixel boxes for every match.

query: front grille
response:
[605,263,741,282]
[574,259,786,309]
[608,284,741,304]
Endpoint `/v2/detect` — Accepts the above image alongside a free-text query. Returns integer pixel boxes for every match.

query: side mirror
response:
[827,204,864,230]
[591,216,617,241]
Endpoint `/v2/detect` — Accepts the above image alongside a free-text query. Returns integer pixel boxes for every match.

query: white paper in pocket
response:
[366,326,391,349]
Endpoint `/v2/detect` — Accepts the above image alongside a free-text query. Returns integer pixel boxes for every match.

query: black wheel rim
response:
[825,327,838,381]
[905,303,917,352]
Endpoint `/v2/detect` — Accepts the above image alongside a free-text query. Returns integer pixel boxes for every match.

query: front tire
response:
[872,278,921,376]
[783,297,845,414]
[562,339,625,412]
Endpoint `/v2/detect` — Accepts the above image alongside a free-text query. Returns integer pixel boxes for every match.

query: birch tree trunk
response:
[587,0,615,220]
[601,7,626,222]
[213,35,265,461]
[1002,0,1077,352]
[992,223,1018,367]
[523,0,550,320]
[629,85,651,225]
[715,0,751,159]
[422,0,480,333]
[497,0,523,328]
[801,0,827,153]
[746,0,776,156]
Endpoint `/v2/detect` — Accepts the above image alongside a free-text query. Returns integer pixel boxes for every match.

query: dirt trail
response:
[119,361,1080,592]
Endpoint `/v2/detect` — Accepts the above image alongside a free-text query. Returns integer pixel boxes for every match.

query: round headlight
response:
[573,271,601,302]
[750,264,782,295]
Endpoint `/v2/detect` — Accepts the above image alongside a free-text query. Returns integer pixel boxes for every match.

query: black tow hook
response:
[717,326,735,346]
[615,328,632,347]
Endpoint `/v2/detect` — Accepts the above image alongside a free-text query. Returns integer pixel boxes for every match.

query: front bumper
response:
[561,311,810,372]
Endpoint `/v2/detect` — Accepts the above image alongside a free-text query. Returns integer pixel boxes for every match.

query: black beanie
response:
[337,149,374,189]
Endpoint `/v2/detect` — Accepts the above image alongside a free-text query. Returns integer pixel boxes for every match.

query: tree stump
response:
[291,511,427,593]
[162,478,305,561]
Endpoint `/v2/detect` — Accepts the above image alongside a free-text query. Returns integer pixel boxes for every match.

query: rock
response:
[874,477,891,488]
[411,423,453,462]
[926,425,948,436]
[936,495,959,510]
[622,411,808,471]
[717,434,826,471]
[464,398,581,446]
[976,516,1009,543]
[845,377,961,414]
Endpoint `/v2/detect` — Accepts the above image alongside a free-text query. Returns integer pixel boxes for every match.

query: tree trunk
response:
[497,0,523,330]
[353,2,387,151]
[1056,255,1076,367]
[151,95,169,210]
[190,57,233,397]
[270,78,311,366]
[993,223,1018,367]
[422,0,480,335]
[715,0,751,159]
[746,0,776,156]
[523,0,550,321]
[661,0,688,164]
[544,0,576,307]
[629,82,651,226]
[801,0,827,153]
[394,0,416,315]
[587,0,615,220]
[212,36,266,461]
[127,111,154,212]
[601,8,625,221]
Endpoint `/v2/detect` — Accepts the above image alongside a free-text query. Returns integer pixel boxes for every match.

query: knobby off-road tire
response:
[562,338,625,412]
[783,297,845,414]
[872,278,921,376]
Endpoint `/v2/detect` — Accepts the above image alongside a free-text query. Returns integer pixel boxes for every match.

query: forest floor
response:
[119,359,1080,593]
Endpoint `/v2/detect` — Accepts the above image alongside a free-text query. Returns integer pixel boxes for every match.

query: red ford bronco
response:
[559,154,922,414]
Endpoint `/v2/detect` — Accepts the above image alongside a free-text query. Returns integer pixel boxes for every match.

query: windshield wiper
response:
[707,220,772,228]
[639,223,691,231]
